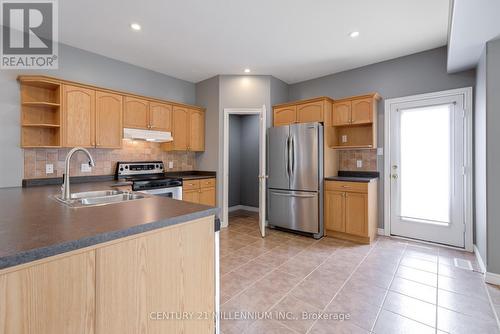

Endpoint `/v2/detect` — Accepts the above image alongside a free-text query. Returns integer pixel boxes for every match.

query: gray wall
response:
[228,115,260,208]
[289,47,476,229]
[239,115,260,207]
[475,48,488,265]
[228,115,241,207]
[0,43,196,188]
[486,39,500,274]
[195,76,220,173]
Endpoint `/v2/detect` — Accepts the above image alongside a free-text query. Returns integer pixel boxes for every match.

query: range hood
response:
[123,128,173,143]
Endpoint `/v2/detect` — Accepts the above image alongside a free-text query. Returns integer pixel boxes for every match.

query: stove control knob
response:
[120,167,124,172]
[125,166,129,169]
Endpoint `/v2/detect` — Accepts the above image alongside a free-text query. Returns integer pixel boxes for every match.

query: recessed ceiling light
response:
[130,23,142,31]
[244,68,251,73]
[349,31,360,38]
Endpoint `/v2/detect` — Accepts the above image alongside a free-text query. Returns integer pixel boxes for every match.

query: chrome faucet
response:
[61,147,96,200]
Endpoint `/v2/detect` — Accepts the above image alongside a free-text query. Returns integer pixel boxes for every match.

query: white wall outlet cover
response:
[356,160,363,168]
[81,163,92,173]
[341,135,348,143]
[45,164,54,174]
[377,147,384,156]
[168,161,174,169]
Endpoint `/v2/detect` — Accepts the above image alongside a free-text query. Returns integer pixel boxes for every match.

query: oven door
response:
[137,186,182,200]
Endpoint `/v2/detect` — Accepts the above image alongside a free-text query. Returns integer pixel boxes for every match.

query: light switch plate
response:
[81,164,92,173]
[341,135,348,143]
[45,164,54,174]
[377,147,384,156]
[168,161,174,169]
[356,160,363,168]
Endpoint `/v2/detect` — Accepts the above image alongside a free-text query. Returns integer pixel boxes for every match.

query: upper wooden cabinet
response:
[189,109,205,151]
[149,102,172,131]
[123,97,149,129]
[274,106,297,126]
[96,91,123,148]
[332,94,379,126]
[62,84,96,147]
[18,75,204,149]
[273,97,333,127]
[332,101,351,126]
[163,107,205,152]
[329,93,380,149]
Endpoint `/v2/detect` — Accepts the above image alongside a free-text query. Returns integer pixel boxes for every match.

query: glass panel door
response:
[390,95,465,248]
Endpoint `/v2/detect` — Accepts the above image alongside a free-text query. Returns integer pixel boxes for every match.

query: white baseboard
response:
[485,272,500,285]
[474,244,487,274]
[228,205,259,213]
[377,228,385,236]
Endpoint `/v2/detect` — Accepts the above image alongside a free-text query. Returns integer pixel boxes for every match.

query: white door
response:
[389,95,466,247]
[258,105,267,237]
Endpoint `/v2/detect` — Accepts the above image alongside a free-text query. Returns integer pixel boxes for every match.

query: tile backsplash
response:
[24,140,196,179]
[339,149,377,171]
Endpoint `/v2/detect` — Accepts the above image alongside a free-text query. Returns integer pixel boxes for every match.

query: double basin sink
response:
[54,190,148,208]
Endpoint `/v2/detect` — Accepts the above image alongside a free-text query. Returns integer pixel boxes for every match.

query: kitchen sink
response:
[54,190,149,208]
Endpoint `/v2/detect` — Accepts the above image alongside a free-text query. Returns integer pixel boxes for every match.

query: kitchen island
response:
[0,181,218,334]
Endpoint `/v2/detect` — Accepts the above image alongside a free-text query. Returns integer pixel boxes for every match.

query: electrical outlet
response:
[341,135,348,143]
[168,161,174,169]
[356,160,363,168]
[45,164,54,174]
[81,163,92,173]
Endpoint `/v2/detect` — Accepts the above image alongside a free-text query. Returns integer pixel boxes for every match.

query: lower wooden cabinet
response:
[0,251,96,334]
[324,179,378,243]
[0,216,215,334]
[182,178,216,206]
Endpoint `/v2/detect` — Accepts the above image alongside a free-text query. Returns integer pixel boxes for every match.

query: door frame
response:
[222,106,267,235]
[383,87,473,251]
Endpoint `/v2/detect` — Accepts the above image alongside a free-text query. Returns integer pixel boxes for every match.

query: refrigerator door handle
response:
[288,135,293,178]
[270,191,317,198]
[285,135,290,178]
[291,135,295,176]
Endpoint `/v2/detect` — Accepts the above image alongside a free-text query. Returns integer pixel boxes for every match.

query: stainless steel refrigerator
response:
[267,122,323,239]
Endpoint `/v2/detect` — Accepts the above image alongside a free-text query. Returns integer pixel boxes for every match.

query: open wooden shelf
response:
[22,101,60,108]
[22,123,61,128]
[329,123,377,149]
[20,78,62,147]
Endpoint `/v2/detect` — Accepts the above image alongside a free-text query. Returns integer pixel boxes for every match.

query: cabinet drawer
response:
[199,178,216,189]
[325,181,368,193]
[183,179,200,190]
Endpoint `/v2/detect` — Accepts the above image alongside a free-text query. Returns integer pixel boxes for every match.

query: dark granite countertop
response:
[325,171,379,183]
[164,170,216,180]
[0,181,218,270]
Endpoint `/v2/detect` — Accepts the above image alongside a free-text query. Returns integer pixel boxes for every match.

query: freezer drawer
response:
[268,189,319,234]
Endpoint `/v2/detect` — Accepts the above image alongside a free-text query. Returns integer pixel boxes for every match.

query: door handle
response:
[270,191,316,198]
[287,135,292,178]
[290,136,295,176]
[391,174,399,180]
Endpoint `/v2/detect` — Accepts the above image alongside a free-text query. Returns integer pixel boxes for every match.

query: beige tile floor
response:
[220,210,500,334]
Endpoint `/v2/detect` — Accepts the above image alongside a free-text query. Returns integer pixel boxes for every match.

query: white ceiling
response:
[60,0,449,84]
[447,0,500,73]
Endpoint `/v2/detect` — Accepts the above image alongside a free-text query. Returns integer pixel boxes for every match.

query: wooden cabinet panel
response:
[325,180,368,193]
[189,109,205,151]
[324,190,345,233]
[123,97,149,129]
[199,187,216,206]
[0,251,95,334]
[297,101,324,123]
[183,189,200,203]
[183,179,201,191]
[345,192,368,237]
[332,101,351,126]
[171,106,189,150]
[200,178,216,189]
[63,84,95,147]
[351,98,373,124]
[95,217,215,334]
[149,102,172,131]
[96,91,122,148]
[274,106,296,126]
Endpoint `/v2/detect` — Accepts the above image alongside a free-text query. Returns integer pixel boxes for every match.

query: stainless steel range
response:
[116,161,183,199]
